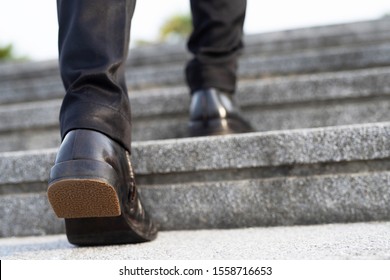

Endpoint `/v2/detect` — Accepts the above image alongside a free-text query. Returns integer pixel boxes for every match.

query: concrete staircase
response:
[0,19,390,258]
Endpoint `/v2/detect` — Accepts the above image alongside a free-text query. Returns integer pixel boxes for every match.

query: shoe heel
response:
[47,159,121,219]
[189,118,253,137]
[188,119,232,137]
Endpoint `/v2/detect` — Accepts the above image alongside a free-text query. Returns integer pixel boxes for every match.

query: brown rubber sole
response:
[48,178,121,219]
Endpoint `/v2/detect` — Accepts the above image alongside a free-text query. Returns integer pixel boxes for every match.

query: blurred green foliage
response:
[0,43,27,62]
[0,43,14,61]
[159,13,192,42]
[134,13,192,47]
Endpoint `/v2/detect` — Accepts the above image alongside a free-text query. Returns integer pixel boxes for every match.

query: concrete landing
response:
[1,221,390,260]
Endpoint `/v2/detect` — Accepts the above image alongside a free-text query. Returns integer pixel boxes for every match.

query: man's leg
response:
[186,0,246,94]
[186,0,253,137]
[57,0,133,152]
[48,0,157,246]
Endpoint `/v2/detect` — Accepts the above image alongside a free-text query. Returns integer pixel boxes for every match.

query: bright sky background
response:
[1,0,390,61]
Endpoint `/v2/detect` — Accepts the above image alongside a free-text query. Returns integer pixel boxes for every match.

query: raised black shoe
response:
[47,129,157,246]
[188,88,254,137]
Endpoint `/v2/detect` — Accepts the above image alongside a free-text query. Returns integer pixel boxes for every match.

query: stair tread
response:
[1,171,389,236]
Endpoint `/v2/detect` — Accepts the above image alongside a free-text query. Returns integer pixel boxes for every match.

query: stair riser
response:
[1,172,389,237]
[143,172,390,230]
[3,157,389,196]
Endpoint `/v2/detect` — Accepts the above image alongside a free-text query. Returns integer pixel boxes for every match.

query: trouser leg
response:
[57,0,136,152]
[186,0,247,94]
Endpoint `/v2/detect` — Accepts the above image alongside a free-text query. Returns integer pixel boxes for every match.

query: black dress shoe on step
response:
[47,129,157,246]
[188,88,254,137]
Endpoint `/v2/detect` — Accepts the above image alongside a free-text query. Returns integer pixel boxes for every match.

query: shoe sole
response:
[47,159,157,246]
[48,178,121,219]
[64,215,156,246]
[188,118,253,137]
[48,159,121,219]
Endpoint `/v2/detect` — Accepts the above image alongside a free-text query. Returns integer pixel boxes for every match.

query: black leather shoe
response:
[188,88,253,137]
[47,129,157,246]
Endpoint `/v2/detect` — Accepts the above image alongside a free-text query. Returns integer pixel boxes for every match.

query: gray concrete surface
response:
[2,171,390,237]
[2,65,390,127]
[1,65,390,152]
[131,122,390,174]
[1,221,390,259]
[1,123,389,237]
[1,123,389,186]
[3,41,390,105]
[112,43,390,89]
[7,65,390,128]
[3,66,390,151]
[1,18,390,83]
[1,19,390,243]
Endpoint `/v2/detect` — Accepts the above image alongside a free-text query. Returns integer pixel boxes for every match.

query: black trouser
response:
[57,0,246,152]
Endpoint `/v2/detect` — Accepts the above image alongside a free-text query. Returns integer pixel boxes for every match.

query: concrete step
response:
[2,19,390,105]
[129,17,390,67]
[2,18,390,83]
[1,221,390,259]
[1,122,389,237]
[1,67,390,152]
[126,43,390,89]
